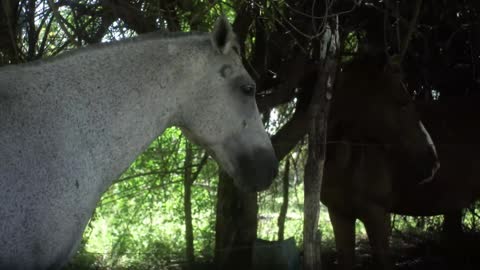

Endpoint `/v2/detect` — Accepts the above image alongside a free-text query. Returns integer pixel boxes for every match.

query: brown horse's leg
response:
[328,208,356,270]
[362,207,392,270]
[443,211,466,268]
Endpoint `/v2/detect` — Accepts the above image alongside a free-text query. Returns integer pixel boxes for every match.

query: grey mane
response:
[0,31,209,69]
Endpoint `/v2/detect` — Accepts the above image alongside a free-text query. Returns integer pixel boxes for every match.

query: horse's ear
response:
[211,16,239,55]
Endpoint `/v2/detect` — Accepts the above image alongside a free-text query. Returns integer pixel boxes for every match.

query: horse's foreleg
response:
[328,208,356,270]
[362,206,392,270]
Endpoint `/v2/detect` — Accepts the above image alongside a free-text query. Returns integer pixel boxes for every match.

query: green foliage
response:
[256,142,336,246]
[68,128,219,268]
[464,203,480,231]
[341,31,365,63]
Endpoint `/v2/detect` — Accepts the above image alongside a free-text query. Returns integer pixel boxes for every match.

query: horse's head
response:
[178,17,278,192]
[333,58,439,181]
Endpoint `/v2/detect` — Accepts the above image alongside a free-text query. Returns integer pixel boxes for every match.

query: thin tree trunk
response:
[277,158,290,241]
[303,18,338,270]
[0,0,20,64]
[399,0,423,62]
[184,141,195,268]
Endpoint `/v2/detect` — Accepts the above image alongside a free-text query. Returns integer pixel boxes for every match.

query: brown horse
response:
[393,98,480,216]
[321,58,442,270]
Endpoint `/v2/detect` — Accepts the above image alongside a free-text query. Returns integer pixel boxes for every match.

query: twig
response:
[283,1,357,20]
[191,152,209,183]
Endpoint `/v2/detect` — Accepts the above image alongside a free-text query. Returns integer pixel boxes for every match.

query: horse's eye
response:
[241,84,256,96]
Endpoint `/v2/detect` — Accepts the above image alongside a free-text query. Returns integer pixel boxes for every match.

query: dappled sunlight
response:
[73,127,219,268]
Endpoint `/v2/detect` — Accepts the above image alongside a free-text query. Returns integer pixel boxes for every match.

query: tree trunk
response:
[184,141,195,268]
[0,0,19,64]
[214,171,258,270]
[303,19,338,270]
[277,158,290,241]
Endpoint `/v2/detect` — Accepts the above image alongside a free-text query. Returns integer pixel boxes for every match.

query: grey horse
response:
[0,17,278,269]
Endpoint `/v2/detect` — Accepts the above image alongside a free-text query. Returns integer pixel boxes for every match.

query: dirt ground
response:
[170,230,480,270]
[321,230,480,270]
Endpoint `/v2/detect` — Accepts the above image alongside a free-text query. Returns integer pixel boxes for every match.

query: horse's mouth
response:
[234,148,278,192]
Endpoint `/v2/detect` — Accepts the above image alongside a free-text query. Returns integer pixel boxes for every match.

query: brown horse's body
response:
[322,66,480,270]
[394,98,480,215]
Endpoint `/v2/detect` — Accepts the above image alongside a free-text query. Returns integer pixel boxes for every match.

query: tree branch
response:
[47,0,81,47]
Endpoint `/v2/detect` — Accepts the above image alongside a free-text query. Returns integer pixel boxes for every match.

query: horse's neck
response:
[84,38,206,185]
[17,35,205,188]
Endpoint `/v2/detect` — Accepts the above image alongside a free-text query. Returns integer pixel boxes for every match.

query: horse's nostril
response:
[237,149,278,191]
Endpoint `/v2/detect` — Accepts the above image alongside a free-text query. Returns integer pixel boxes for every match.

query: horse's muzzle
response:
[237,148,278,192]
